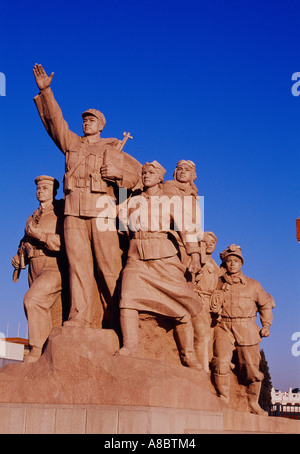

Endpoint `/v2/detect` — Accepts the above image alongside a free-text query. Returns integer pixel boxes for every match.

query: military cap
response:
[82,108,106,125]
[220,244,244,264]
[175,159,197,181]
[35,175,59,190]
[204,231,217,242]
[143,161,166,182]
[176,159,196,170]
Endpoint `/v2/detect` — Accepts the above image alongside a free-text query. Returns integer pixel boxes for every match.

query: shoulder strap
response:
[66,140,90,178]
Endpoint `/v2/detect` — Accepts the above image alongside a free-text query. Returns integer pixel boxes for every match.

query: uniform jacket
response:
[119,187,201,260]
[210,271,275,346]
[20,200,65,260]
[163,179,203,243]
[34,88,142,218]
[195,257,223,295]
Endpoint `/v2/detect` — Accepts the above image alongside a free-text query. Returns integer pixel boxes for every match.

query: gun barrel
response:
[12,267,21,283]
[19,252,26,270]
[118,132,133,151]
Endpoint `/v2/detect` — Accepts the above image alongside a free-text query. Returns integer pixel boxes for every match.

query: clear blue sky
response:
[1,0,300,391]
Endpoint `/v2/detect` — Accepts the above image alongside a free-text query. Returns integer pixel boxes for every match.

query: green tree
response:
[259,349,272,408]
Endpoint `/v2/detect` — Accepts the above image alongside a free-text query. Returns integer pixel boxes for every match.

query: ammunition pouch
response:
[63,172,74,193]
[90,172,108,193]
[63,172,108,194]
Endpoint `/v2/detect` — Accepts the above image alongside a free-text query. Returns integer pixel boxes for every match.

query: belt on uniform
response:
[29,249,57,258]
[220,316,256,322]
[74,178,90,188]
[132,231,168,240]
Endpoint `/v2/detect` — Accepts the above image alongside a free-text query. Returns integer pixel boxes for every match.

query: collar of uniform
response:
[81,136,119,147]
[173,180,198,197]
[202,258,216,274]
[141,187,164,199]
[38,202,54,213]
[223,271,247,285]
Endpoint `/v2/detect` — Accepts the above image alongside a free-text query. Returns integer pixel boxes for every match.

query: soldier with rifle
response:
[12,176,66,362]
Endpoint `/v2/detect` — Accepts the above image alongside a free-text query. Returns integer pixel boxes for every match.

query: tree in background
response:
[259,349,272,408]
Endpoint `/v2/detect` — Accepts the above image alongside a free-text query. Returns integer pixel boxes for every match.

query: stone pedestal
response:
[0,326,299,434]
[0,326,219,410]
[0,402,299,434]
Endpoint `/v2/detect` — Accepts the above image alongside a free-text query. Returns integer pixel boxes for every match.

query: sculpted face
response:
[225,255,243,275]
[175,164,193,183]
[142,166,161,188]
[204,234,217,255]
[82,115,102,136]
[36,182,54,203]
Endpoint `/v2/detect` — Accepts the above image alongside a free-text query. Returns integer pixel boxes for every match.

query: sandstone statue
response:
[115,161,203,369]
[163,160,203,272]
[33,64,142,330]
[11,176,66,362]
[210,244,275,415]
[163,159,199,199]
[193,231,223,372]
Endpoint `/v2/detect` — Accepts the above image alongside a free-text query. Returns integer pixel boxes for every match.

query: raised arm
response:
[33,63,78,153]
[33,63,54,91]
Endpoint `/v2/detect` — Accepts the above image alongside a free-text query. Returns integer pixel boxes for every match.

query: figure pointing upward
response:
[33,63,142,330]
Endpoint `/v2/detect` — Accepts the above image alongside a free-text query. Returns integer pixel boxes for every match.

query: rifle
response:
[12,242,26,283]
[12,206,43,283]
[103,132,133,182]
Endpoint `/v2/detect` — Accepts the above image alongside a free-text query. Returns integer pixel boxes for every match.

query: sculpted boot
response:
[192,314,210,373]
[246,382,268,415]
[213,373,230,404]
[175,322,202,370]
[114,309,139,357]
[24,346,42,363]
[194,339,210,373]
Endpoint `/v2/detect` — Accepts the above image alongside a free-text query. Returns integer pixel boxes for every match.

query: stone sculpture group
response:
[11,64,275,416]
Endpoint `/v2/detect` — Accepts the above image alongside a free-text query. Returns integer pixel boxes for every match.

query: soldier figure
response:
[116,161,203,369]
[163,159,199,199]
[33,64,142,329]
[210,244,275,415]
[193,231,223,372]
[12,176,66,362]
[163,160,203,271]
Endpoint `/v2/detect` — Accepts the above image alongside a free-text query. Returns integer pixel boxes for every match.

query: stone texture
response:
[0,321,254,414]
[0,326,299,434]
[0,326,221,412]
[0,403,299,434]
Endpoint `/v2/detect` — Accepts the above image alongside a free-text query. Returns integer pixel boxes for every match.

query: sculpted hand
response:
[100,163,122,181]
[260,325,270,337]
[11,254,20,269]
[26,221,43,241]
[188,253,201,280]
[33,63,54,90]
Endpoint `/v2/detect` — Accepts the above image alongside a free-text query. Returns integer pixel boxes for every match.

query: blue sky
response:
[1,0,300,390]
